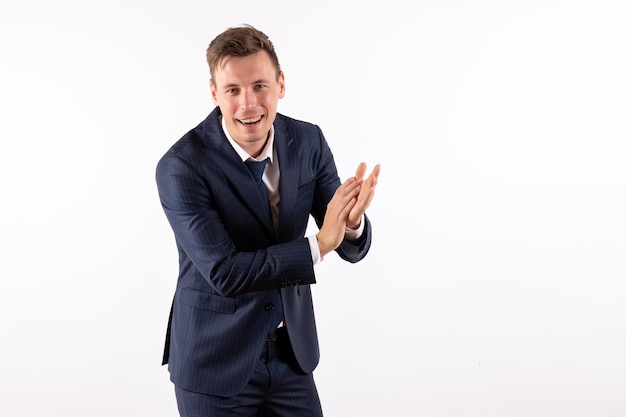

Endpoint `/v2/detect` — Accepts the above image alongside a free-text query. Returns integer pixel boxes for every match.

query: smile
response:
[238,116,263,126]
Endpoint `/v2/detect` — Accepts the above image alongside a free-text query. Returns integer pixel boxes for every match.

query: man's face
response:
[210,51,285,156]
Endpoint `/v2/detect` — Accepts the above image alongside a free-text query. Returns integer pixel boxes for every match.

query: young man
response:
[156,24,380,416]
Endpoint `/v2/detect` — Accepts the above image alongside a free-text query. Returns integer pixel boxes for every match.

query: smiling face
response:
[210,51,285,157]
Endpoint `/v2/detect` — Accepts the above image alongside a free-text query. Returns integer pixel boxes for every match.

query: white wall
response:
[1,0,625,416]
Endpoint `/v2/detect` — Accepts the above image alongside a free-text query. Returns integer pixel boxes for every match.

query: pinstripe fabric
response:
[156,107,373,399]
[175,335,323,417]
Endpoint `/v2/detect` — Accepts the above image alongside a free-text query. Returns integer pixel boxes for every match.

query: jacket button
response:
[264,303,275,311]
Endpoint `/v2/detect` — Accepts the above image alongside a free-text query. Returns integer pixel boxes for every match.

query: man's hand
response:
[316,176,361,257]
[347,163,381,229]
[316,163,381,257]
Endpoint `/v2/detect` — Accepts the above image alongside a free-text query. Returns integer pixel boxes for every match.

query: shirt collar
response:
[221,116,275,163]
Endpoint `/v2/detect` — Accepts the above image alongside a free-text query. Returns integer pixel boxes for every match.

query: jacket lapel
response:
[199,108,275,235]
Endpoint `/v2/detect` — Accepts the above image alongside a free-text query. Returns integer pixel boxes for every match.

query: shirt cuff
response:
[307,235,323,265]
[344,217,365,240]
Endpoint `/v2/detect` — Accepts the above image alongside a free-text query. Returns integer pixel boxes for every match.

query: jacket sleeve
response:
[155,153,316,297]
[336,215,373,263]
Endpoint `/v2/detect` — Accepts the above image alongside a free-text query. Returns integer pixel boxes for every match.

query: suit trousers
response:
[174,329,323,417]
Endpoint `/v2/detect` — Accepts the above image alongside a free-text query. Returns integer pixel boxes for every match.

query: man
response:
[156,24,380,416]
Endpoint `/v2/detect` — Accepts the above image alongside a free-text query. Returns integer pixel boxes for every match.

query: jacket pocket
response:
[178,288,236,314]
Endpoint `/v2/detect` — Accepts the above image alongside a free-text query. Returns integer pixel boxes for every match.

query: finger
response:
[327,179,361,215]
[341,196,358,217]
[355,162,367,181]
[366,164,381,185]
[332,178,359,203]
[338,183,361,207]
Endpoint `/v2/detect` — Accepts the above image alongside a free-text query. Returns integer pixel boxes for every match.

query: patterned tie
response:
[244,159,271,220]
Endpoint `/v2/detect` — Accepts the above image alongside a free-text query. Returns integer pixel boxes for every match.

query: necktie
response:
[244,159,271,219]
[245,159,283,333]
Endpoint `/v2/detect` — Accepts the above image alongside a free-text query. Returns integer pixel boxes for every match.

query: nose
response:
[239,89,257,110]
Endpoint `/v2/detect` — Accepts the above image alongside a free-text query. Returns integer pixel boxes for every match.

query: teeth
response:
[240,116,261,124]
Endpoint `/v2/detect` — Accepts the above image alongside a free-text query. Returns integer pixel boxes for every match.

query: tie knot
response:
[245,159,267,181]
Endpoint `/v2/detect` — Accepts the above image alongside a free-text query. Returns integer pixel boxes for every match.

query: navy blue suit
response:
[156,107,372,397]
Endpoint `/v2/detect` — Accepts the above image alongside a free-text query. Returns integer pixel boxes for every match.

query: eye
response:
[226,88,239,95]
[255,84,267,90]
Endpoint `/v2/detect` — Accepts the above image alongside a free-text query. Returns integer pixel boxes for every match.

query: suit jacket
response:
[156,107,372,396]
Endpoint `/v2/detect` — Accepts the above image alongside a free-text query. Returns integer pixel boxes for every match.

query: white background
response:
[1,0,625,416]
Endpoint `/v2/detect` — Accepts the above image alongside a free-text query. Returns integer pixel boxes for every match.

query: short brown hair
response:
[206,24,282,82]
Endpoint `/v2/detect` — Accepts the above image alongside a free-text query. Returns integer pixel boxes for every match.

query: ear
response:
[210,79,219,106]
[278,71,286,99]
